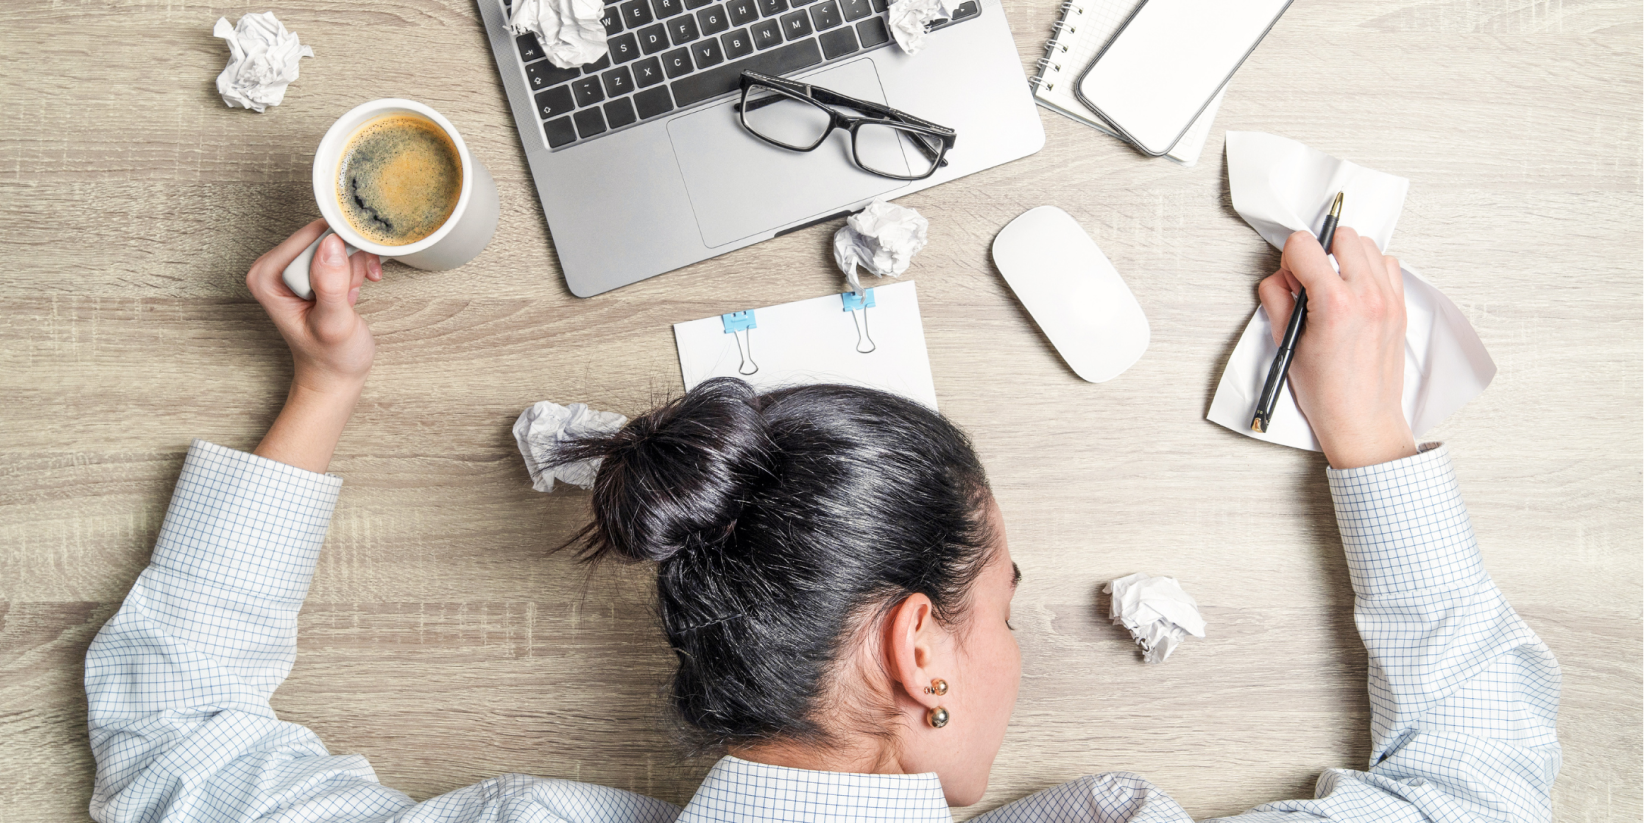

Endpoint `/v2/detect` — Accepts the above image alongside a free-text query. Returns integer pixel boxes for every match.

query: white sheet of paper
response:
[674,281,939,409]
[1207,132,1496,451]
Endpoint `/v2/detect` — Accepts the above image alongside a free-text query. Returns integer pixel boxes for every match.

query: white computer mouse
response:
[991,206,1149,383]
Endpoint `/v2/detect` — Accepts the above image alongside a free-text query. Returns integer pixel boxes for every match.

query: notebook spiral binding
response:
[1027,1,1083,92]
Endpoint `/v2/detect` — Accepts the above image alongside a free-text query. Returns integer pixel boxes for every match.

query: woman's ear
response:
[882,593,949,711]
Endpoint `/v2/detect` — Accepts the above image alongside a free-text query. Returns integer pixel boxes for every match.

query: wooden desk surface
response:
[0,1,1639,820]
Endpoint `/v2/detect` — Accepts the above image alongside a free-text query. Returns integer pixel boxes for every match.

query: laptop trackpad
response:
[667,58,909,249]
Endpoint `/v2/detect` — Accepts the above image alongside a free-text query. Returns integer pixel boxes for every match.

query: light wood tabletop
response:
[0,0,1639,820]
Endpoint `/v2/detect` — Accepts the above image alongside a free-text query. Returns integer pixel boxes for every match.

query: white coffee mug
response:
[282,98,500,299]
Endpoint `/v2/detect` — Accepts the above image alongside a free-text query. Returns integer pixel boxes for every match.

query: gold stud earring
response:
[927,705,950,728]
[923,678,948,696]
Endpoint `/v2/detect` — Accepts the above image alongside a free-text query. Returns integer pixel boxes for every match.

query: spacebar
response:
[671,41,825,108]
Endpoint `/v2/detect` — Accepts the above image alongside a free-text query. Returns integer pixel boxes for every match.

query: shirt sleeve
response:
[1209,444,1563,823]
[83,440,416,822]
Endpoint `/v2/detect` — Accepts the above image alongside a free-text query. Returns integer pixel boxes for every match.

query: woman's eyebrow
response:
[1012,563,1022,589]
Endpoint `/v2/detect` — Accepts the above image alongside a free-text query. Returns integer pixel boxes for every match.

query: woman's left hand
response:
[246,219,384,398]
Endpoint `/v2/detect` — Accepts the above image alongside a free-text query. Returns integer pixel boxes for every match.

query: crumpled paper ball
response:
[833,200,929,295]
[508,0,610,69]
[1104,573,1207,664]
[513,401,629,492]
[212,12,313,113]
[886,0,964,54]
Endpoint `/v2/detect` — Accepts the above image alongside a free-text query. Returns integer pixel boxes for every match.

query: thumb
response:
[309,234,355,327]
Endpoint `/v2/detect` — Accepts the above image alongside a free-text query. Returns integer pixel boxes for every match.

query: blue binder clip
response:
[840,290,876,353]
[721,310,759,375]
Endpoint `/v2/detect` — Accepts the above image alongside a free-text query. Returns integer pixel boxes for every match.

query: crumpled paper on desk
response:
[834,200,929,295]
[513,401,629,492]
[1206,132,1497,452]
[887,0,964,54]
[213,12,313,112]
[508,0,609,69]
[1104,573,1206,664]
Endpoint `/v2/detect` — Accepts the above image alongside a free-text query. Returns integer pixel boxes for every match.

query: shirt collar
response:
[678,755,954,823]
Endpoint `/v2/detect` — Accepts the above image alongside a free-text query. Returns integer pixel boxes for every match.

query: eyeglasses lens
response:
[853,122,937,179]
[742,85,833,150]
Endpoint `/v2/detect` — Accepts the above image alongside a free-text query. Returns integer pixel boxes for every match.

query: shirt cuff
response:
[1326,443,1486,598]
[147,440,343,603]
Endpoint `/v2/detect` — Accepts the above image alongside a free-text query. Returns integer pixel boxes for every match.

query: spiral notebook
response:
[1031,0,1225,166]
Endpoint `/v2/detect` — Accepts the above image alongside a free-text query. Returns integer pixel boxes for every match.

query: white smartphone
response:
[1076,0,1292,156]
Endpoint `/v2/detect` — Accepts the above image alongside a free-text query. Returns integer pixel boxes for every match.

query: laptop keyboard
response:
[501,0,981,150]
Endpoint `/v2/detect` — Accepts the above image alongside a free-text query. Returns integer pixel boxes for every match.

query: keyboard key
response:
[819,25,857,57]
[517,33,545,63]
[697,4,730,34]
[779,8,812,39]
[535,85,577,119]
[839,0,871,20]
[602,65,636,96]
[651,0,685,16]
[662,47,694,77]
[870,0,886,11]
[751,18,783,48]
[670,38,823,107]
[684,0,714,9]
[667,15,700,44]
[692,38,725,68]
[856,16,889,47]
[632,56,666,86]
[726,0,760,26]
[809,0,842,30]
[573,75,606,106]
[585,54,613,72]
[635,86,675,119]
[721,28,755,58]
[608,31,641,62]
[544,115,578,147]
[757,0,787,16]
[620,0,654,26]
[600,5,624,34]
[526,61,581,90]
[636,23,669,53]
[574,107,607,138]
[605,97,639,128]
[953,0,979,17]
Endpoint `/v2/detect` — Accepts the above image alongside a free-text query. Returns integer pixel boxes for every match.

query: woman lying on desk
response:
[85,222,1560,823]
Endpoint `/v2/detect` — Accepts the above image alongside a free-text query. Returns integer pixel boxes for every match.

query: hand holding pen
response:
[1252,193,1342,435]
[1251,202,1418,470]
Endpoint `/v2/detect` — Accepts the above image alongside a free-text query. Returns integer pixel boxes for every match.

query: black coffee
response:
[335,114,463,246]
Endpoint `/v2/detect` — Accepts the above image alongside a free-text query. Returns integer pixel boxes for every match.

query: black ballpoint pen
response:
[1251,191,1343,433]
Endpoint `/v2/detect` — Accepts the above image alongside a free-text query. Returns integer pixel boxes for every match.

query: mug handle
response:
[281,229,361,300]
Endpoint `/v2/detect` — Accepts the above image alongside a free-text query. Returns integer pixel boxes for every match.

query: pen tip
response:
[1330,191,1344,217]
[1250,417,1267,433]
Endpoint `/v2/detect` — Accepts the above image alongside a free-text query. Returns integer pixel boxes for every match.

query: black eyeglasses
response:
[737,71,957,181]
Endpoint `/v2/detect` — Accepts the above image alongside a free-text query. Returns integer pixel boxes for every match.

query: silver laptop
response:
[477,0,1044,297]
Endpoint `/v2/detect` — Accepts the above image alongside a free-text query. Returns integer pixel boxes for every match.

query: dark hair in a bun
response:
[553,377,996,750]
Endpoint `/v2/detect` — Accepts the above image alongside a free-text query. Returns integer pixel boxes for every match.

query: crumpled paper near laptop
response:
[834,200,929,295]
[212,12,313,112]
[509,0,609,68]
[1104,573,1206,664]
[887,0,964,53]
[1207,132,1497,452]
[513,401,629,491]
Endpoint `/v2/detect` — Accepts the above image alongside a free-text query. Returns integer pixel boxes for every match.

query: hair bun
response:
[561,378,773,563]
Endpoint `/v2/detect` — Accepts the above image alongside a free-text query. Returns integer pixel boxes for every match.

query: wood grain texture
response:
[0,0,1638,820]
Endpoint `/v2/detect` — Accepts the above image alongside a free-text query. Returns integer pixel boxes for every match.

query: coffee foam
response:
[336,115,463,246]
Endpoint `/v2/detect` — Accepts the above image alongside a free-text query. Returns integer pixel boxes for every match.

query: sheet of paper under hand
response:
[513,401,629,492]
[509,0,609,69]
[674,281,939,409]
[212,13,313,113]
[1104,573,1206,664]
[1207,132,1496,452]
[834,200,929,295]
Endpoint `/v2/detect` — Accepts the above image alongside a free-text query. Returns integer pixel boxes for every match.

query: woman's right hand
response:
[1256,228,1417,470]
